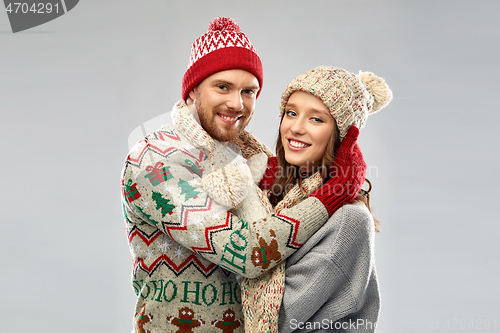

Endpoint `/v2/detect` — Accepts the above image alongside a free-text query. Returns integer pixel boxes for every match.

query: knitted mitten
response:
[201,153,269,208]
[258,156,278,190]
[201,163,249,208]
[310,125,366,216]
[246,153,269,185]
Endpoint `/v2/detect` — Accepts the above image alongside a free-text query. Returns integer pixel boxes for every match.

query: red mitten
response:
[309,126,366,216]
[258,156,279,190]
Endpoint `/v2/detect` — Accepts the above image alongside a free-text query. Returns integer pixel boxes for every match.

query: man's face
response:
[189,69,260,142]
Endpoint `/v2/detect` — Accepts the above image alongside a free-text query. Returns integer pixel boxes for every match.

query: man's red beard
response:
[194,100,249,142]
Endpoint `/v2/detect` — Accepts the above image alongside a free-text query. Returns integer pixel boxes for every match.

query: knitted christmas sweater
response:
[278,201,380,333]
[121,101,329,333]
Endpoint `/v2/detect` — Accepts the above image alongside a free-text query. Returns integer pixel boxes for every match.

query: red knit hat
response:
[181,17,263,101]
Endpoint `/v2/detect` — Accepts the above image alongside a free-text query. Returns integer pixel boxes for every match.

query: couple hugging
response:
[121,17,392,333]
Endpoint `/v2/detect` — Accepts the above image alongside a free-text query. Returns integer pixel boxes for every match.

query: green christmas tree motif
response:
[177,179,200,201]
[134,204,159,226]
[151,191,175,217]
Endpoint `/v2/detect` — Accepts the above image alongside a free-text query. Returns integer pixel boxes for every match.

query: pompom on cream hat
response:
[279,67,393,140]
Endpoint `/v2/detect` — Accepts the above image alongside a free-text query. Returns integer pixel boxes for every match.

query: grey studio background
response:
[1,1,499,332]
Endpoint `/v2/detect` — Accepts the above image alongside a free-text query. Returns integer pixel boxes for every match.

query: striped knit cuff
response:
[280,197,329,245]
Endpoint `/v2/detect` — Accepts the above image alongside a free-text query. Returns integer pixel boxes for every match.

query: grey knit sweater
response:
[278,201,380,333]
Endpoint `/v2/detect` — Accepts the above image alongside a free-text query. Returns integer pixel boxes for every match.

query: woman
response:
[240,67,392,333]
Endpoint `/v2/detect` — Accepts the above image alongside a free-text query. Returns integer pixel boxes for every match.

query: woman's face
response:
[280,91,336,172]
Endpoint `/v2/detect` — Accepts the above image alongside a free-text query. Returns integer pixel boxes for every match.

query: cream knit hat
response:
[279,67,393,139]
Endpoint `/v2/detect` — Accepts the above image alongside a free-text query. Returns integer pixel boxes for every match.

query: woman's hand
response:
[258,156,279,190]
[309,125,366,216]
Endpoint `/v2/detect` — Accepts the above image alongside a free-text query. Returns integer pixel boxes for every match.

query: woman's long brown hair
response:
[268,116,379,232]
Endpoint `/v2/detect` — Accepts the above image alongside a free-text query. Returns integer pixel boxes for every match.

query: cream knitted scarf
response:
[240,171,324,333]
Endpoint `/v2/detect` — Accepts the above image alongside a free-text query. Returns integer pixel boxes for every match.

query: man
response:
[121,17,365,332]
